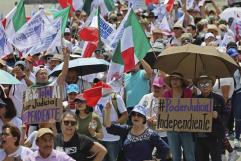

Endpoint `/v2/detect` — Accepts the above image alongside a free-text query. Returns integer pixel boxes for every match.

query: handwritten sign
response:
[22,86,64,124]
[157,98,213,132]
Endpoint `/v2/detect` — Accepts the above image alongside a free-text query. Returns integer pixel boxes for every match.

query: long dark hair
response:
[3,98,17,119]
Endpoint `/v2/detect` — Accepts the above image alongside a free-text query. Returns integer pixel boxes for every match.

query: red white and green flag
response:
[83,0,115,15]
[45,6,70,33]
[111,9,151,73]
[4,0,26,40]
[58,0,83,11]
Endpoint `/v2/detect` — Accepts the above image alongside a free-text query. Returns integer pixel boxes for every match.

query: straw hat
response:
[164,71,190,87]
[194,74,216,86]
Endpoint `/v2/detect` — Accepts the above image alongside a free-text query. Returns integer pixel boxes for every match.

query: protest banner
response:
[157,98,213,132]
[22,86,64,124]
[12,10,59,52]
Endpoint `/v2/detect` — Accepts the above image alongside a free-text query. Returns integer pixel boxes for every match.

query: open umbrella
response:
[49,57,109,77]
[220,7,241,22]
[155,44,238,79]
[0,70,21,84]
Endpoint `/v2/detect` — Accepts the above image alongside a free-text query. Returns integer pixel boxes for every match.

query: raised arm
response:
[141,59,153,79]
[57,48,70,85]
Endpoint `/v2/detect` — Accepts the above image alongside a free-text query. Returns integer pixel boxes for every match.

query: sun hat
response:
[67,84,80,94]
[194,74,216,86]
[164,71,190,87]
[130,105,147,118]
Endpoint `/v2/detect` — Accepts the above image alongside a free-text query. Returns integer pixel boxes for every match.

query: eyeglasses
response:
[198,82,212,88]
[131,112,143,117]
[1,132,11,136]
[63,120,77,126]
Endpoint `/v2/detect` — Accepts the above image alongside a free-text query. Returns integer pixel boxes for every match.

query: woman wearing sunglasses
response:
[55,111,107,161]
[74,94,104,140]
[104,104,169,161]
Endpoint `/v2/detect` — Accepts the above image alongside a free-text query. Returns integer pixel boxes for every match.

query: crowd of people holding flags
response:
[1,0,241,160]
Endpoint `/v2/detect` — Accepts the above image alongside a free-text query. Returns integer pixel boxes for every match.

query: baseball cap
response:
[227,48,239,57]
[74,93,86,102]
[67,84,79,94]
[152,76,166,88]
[37,128,54,138]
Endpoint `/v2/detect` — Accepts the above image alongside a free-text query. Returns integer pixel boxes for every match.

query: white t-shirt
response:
[0,146,33,160]
[9,79,27,117]
[139,93,167,137]
[213,78,234,99]
[0,117,23,134]
[25,131,38,151]
[94,94,127,142]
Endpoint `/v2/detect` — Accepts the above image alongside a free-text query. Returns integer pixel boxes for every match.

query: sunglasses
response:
[131,112,143,117]
[63,120,77,126]
[198,82,212,88]
[75,100,86,104]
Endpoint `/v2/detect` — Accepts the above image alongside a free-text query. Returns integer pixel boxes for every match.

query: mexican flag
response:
[80,8,116,58]
[164,0,175,12]
[58,0,83,11]
[80,9,99,58]
[111,9,151,73]
[4,0,26,40]
[45,6,70,33]
[83,81,113,107]
[83,0,115,15]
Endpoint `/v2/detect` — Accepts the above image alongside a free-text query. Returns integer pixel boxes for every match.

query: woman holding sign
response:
[163,71,196,161]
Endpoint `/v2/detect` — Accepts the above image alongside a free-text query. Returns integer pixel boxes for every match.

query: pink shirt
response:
[24,149,75,161]
[164,88,192,98]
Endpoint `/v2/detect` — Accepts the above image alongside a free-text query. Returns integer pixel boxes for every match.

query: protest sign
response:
[22,86,64,124]
[157,98,213,132]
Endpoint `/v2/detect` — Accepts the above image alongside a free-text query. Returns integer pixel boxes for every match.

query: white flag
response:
[26,18,62,55]
[0,23,13,57]
[99,15,116,48]
[12,10,58,52]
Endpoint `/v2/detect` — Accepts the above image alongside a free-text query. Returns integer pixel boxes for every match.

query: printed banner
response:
[157,98,213,132]
[12,10,58,51]
[99,15,116,48]
[22,86,64,124]
[0,23,13,57]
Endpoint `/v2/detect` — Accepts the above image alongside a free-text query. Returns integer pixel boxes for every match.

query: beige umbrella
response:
[155,44,238,79]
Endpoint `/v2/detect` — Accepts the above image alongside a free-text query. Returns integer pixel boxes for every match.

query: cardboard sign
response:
[22,86,64,124]
[157,98,213,132]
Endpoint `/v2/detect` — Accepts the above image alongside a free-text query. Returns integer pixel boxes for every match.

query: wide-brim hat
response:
[130,105,147,118]
[164,71,190,87]
[194,74,216,86]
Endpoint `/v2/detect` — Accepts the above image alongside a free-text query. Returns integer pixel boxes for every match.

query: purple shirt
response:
[24,149,75,161]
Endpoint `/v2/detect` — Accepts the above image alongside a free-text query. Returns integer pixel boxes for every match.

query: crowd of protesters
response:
[1,0,241,161]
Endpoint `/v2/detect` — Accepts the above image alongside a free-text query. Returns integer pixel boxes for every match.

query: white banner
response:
[99,15,116,48]
[12,10,58,52]
[0,23,13,57]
